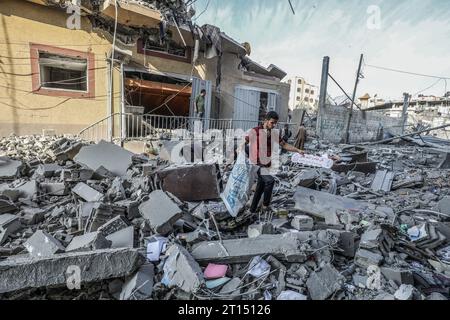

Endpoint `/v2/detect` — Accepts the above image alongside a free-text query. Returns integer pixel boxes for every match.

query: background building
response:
[287,76,319,112]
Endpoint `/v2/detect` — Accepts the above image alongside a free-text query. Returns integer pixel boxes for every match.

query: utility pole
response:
[401,92,411,135]
[343,54,364,144]
[317,56,330,138]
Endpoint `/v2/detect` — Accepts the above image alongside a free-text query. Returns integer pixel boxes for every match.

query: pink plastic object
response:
[204,263,228,279]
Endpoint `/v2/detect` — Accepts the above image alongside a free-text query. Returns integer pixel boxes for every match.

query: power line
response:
[412,78,443,97]
[288,0,296,15]
[364,62,450,80]
[192,0,211,21]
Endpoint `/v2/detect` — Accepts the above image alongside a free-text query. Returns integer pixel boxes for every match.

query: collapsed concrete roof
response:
[241,56,287,81]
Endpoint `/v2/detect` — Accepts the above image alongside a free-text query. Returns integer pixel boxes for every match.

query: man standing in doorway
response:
[245,111,304,214]
[195,89,206,119]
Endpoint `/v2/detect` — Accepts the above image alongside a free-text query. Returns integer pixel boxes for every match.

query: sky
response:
[192,0,450,101]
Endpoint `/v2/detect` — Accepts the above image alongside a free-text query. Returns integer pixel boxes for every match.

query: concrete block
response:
[35,164,62,178]
[138,190,182,235]
[381,267,414,286]
[156,164,222,202]
[114,200,140,220]
[0,248,145,294]
[0,196,18,214]
[98,215,130,237]
[24,230,65,258]
[0,157,22,179]
[291,215,314,231]
[355,249,384,269]
[120,263,154,300]
[191,233,309,264]
[106,226,134,249]
[20,207,45,225]
[66,231,112,252]
[394,284,416,300]
[72,182,103,202]
[74,140,134,177]
[40,182,68,196]
[0,214,21,245]
[163,244,204,293]
[247,223,275,238]
[306,264,345,300]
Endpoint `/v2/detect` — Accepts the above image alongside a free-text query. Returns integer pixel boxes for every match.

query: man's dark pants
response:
[250,168,275,213]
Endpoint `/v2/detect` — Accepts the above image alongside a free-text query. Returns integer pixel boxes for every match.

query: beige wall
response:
[218,52,290,122]
[0,0,124,137]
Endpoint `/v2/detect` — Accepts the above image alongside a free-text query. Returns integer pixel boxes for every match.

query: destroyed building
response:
[0,122,450,300]
[1,0,450,303]
[0,0,290,141]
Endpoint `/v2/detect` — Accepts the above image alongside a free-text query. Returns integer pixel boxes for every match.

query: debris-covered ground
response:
[1,134,450,300]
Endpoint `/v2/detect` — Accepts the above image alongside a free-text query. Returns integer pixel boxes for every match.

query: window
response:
[296,96,301,101]
[297,88,301,93]
[310,98,314,103]
[304,97,308,101]
[305,89,310,94]
[311,90,315,95]
[137,31,192,64]
[30,44,95,98]
[298,79,303,84]
[39,53,87,91]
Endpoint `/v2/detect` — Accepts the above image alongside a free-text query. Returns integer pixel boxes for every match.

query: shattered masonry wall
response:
[317,105,403,144]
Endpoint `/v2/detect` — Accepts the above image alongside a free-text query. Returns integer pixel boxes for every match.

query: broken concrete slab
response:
[371,170,395,192]
[155,164,222,202]
[394,284,417,300]
[20,207,45,225]
[191,233,309,264]
[354,249,384,269]
[0,157,22,180]
[0,195,18,214]
[65,231,112,252]
[0,214,21,245]
[138,190,182,235]
[435,196,450,215]
[294,187,390,219]
[163,244,204,293]
[247,223,275,238]
[74,140,134,177]
[72,182,103,202]
[98,215,130,237]
[13,180,38,199]
[381,267,414,286]
[40,182,68,196]
[291,215,314,231]
[120,263,154,300]
[0,248,145,294]
[306,264,345,300]
[84,203,123,233]
[24,230,65,258]
[34,164,62,178]
[106,226,134,249]
[292,169,320,188]
[113,200,140,220]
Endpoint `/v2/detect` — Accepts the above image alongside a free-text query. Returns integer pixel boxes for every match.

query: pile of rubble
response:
[0,135,449,300]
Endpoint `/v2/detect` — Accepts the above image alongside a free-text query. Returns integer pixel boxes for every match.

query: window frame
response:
[30,43,95,99]
[137,38,192,64]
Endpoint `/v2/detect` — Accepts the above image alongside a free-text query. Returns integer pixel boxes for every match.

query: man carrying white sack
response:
[244,111,305,214]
